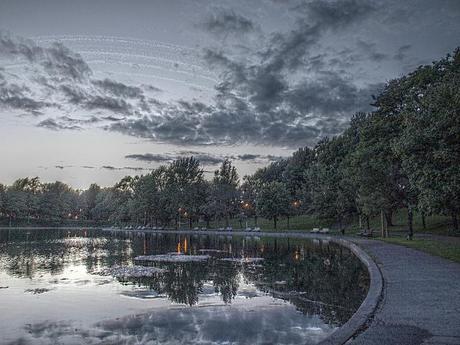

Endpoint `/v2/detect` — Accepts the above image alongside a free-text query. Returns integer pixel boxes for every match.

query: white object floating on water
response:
[134,254,210,262]
[198,249,226,253]
[100,265,166,278]
[220,257,265,264]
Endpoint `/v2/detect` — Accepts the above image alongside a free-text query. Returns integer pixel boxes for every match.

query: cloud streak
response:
[125,152,285,165]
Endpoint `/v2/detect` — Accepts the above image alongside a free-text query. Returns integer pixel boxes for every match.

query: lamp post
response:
[178,207,183,229]
[290,200,301,230]
[241,201,251,229]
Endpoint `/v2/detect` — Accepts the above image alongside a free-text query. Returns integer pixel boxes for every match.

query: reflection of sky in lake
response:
[0,229,369,345]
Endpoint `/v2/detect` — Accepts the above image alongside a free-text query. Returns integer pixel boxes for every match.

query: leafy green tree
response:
[39,181,77,221]
[394,49,460,231]
[11,177,42,222]
[258,181,290,229]
[240,175,261,226]
[307,137,357,233]
[92,188,117,223]
[212,159,240,227]
[81,183,100,220]
[0,184,5,216]
[284,147,314,200]
[252,159,288,184]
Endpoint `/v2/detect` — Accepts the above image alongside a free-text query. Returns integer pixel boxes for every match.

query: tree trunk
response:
[274,216,277,230]
[381,210,385,238]
[254,215,258,227]
[385,211,393,227]
[287,216,290,230]
[189,217,192,229]
[366,215,370,231]
[407,206,414,240]
[421,211,426,230]
[452,213,459,232]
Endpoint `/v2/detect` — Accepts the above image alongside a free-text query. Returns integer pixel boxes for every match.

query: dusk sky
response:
[1,0,459,188]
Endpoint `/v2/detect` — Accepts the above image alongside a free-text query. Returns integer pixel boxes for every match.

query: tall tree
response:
[394,49,460,232]
[258,181,290,229]
[213,159,240,227]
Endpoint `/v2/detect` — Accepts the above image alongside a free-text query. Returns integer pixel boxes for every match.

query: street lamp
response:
[241,201,252,229]
[178,208,188,229]
[178,207,183,229]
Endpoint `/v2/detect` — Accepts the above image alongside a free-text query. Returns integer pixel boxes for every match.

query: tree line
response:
[0,48,459,236]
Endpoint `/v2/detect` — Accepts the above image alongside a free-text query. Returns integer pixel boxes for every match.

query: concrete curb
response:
[317,238,383,345]
[102,228,384,345]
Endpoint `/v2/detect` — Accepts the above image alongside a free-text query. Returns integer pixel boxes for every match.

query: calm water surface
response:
[0,229,369,345]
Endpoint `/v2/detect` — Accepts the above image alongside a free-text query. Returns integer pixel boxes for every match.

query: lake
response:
[0,228,369,345]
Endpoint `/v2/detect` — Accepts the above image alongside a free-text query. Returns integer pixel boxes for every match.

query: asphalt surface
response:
[348,239,460,345]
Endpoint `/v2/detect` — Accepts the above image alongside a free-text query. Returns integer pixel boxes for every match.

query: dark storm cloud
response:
[286,72,382,114]
[2,17,381,149]
[125,151,285,166]
[201,9,255,36]
[100,165,147,171]
[4,0,450,150]
[125,153,173,163]
[85,95,132,114]
[295,0,376,27]
[59,83,135,114]
[0,31,91,81]
[125,152,224,166]
[258,0,376,73]
[54,165,75,170]
[235,154,284,162]
[41,164,143,171]
[394,44,412,61]
[0,91,49,113]
[0,31,157,122]
[187,0,382,146]
[42,43,92,81]
[92,79,144,98]
[37,118,82,130]
[356,40,387,62]
[0,74,51,113]
[108,96,349,147]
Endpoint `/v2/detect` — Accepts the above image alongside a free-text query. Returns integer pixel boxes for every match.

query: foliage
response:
[0,48,459,234]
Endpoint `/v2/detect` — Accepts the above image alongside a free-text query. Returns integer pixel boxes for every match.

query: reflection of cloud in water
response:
[220,257,264,264]
[98,265,166,278]
[120,289,166,300]
[16,300,334,345]
[135,254,210,262]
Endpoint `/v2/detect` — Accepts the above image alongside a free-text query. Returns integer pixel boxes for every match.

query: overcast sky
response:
[1,0,459,188]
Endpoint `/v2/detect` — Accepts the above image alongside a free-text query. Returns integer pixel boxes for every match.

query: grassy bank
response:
[381,237,460,263]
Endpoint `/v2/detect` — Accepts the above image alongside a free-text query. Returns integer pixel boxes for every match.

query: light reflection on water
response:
[0,229,369,345]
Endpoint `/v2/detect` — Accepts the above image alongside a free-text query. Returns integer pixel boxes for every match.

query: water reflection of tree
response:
[0,230,369,328]
[117,260,241,305]
[244,241,369,326]
[0,229,133,279]
[209,260,240,303]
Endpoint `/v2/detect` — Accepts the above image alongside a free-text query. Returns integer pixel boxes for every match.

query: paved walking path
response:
[348,239,460,345]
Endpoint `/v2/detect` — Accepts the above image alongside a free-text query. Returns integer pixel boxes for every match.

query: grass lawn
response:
[380,237,460,263]
[205,214,329,232]
[204,208,456,235]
